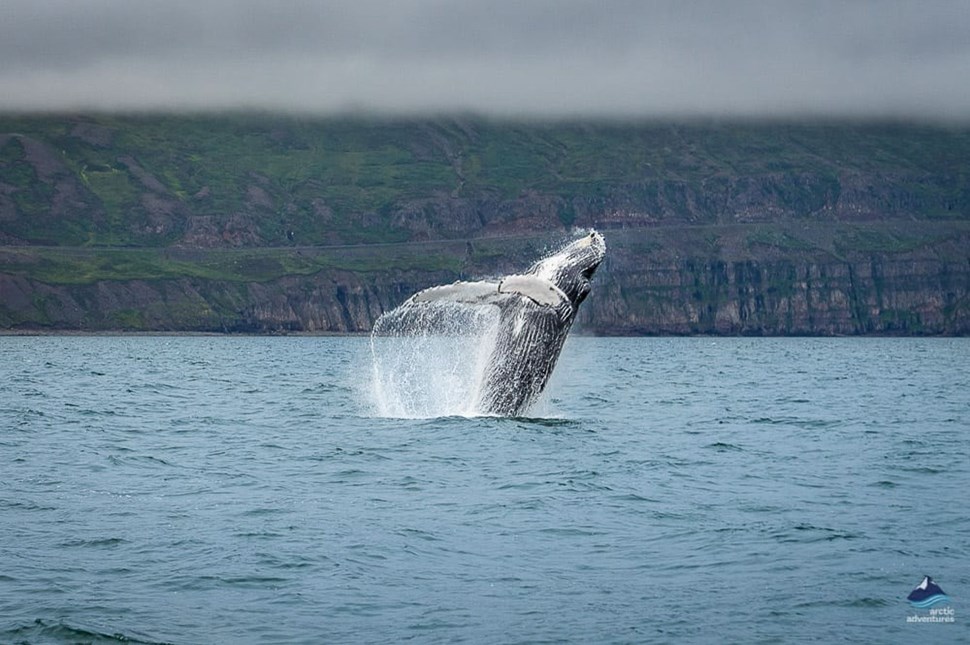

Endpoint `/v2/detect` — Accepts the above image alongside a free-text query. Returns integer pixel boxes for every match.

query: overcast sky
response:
[2,0,969,119]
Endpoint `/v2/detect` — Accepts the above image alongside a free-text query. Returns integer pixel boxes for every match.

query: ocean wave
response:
[0,619,172,645]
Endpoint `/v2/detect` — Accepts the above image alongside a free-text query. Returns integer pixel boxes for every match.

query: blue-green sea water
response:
[1,336,967,643]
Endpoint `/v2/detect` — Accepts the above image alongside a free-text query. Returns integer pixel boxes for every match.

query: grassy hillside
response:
[2,114,969,247]
[1,114,968,334]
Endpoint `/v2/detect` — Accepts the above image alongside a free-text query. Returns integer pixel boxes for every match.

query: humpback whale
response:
[375,230,606,416]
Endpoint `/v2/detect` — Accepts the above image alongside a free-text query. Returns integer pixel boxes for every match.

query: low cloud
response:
[2,0,969,119]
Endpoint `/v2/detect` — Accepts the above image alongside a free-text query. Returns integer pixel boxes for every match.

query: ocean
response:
[1,336,967,643]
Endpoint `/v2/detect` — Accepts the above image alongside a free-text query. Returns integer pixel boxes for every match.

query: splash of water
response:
[369,293,501,418]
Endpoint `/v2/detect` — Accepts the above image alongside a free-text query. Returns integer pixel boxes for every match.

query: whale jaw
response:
[529,231,606,307]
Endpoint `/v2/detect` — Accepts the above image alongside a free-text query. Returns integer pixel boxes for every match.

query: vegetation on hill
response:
[0,114,968,334]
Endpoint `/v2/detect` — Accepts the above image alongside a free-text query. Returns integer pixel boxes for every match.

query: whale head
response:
[528,230,606,306]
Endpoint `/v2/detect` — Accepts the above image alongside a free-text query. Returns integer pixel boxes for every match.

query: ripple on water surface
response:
[0,336,968,643]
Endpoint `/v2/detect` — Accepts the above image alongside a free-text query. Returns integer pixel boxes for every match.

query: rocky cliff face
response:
[581,241,969,335]
[3,226,967,335]
[0,267,454,333]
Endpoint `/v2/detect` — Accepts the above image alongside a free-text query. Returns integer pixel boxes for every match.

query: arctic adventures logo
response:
[908,575,951,608]
[906,575,955,624]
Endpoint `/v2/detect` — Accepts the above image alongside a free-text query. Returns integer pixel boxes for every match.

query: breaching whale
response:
[375,230,606,416]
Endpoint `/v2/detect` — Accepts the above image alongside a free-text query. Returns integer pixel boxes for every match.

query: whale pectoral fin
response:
[408,276,572,321]
[498,275,569,309]
[409,280,501,305]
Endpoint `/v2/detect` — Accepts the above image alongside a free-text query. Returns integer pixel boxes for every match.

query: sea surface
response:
[1,336,967,644]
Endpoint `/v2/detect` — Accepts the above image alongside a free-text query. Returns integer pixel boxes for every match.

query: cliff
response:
[1,115,968,335]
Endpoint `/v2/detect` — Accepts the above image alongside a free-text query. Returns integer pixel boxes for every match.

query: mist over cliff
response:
[1,115,968,335]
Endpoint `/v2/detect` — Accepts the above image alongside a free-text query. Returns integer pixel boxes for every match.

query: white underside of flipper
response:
[409,280,500,305]
[409,275,570,313]
[498,275,568,308]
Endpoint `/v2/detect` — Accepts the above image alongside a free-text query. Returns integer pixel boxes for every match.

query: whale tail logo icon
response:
[907,576,951,608]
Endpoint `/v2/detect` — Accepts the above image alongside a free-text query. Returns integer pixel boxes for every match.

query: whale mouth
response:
[576,231,607,272]
[532,231,605,276]
[530,230,605,305]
